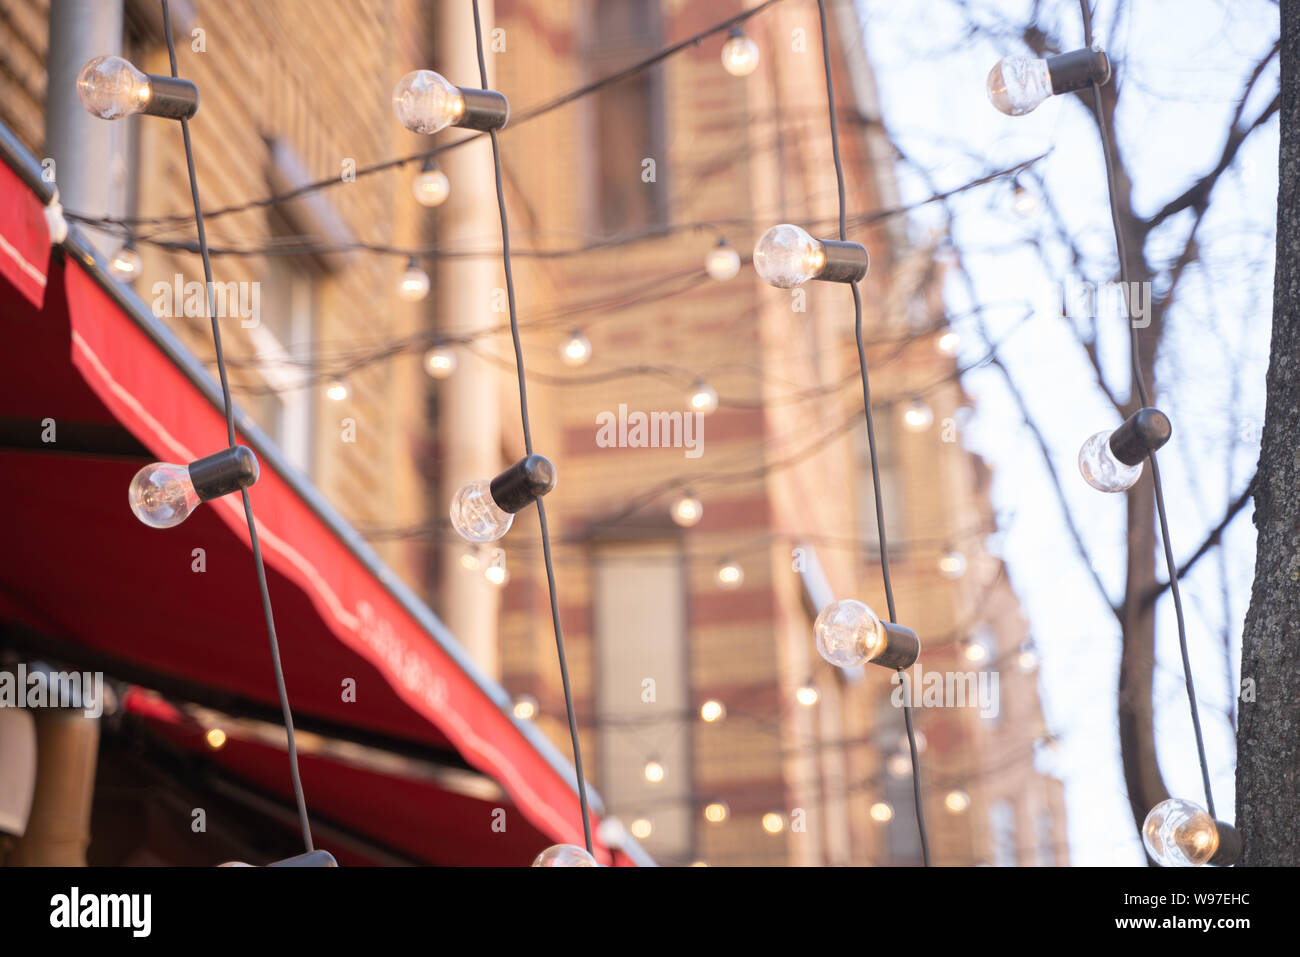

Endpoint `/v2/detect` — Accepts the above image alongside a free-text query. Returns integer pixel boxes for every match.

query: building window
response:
[990,799,1017,866]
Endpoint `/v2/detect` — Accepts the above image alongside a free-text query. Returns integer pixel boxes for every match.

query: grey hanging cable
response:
[470,0,594,856]
[161,0,314,853]
[815,0,931,865]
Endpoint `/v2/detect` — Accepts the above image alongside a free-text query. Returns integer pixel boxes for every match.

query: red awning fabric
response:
[0,129,638,866]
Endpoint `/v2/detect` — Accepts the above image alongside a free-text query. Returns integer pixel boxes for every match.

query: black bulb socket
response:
[1209,822,1242,867]
[1046,48,1111,96]
[873,622,921,671]
[1108,407,1172,467]
[456,88,509,131]
[189,446,259,502]
[490,454,557,514]
[143,74,200,120]
[817,240,870,283]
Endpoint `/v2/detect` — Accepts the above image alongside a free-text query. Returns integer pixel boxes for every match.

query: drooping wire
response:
[1078,0,1215,818]
[815,0,930,865]
[161,0,314,853]
[470,0,594,857]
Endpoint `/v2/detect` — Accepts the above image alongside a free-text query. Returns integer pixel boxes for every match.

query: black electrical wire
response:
[161,0,314,853]
[815,0,930,866]
[471,0,594,857]
[1078,0,1216,819]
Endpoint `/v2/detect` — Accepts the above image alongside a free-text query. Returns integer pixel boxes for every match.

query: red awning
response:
[0,127,640,866]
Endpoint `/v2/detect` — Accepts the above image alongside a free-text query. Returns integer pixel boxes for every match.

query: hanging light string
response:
[815,0,930,866]
[469,0,594,856]
[1077,0,1215,817]
[159,0,314,853]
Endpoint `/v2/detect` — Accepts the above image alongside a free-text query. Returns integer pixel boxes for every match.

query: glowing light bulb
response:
[484,554,509,586]
[412,160,451,207]
[870,802,894,823]
[903,398,934,432]
[531,844,597,867]
[77,55,152,119]
[630,818,653,840]
[938,549,967,579]
[887,753,911,778]
[936,330,960,355]
[700,699,726,723]
[761,812,785,835]
[643,760,665,784]
[986,56,1054,116]
[795,685,819,707]
[944,790,970,813]
[460,550,482,571]
[128,462,201,529]
[705,239,741,280]
[721,29,760,77]
[1142,799,1220,867]
[753,224,825,288]
[903,730,927,754]
[1013,182,1039,217]
[398,258,430,302]
[688,380,718,415]
[392,70,466,134]
[703,802,729,824]
[690,860,708,867]
[561,329,592,366]
[108,243,142,282]
[964,639,989,663]
[512,694,538,720]
[205,728,227,750]
[671,494,703,528]
[814,599,885,668]
[715,559,744,590]
[1017,645,1039,673]
[424,346,457,379]
[1079,429,1143,492]
[597,817,627,848]
[325,379,349,401]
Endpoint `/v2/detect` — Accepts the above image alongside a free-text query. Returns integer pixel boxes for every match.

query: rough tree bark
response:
[1235,0,1300,867]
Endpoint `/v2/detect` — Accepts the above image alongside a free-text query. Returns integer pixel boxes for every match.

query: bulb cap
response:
[143,74,200,120]
[1108,407,1172,466]
[490,454,557,513]
[456,88,509,131]
[1209,822,1241,867]
[189,446,260,502]
[817,240,870,283]
[266,850,339,867]
[1046,48,1111,95]
[873,622,921,670]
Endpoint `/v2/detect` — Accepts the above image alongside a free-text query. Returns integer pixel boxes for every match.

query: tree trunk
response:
[1235,0,1300,867]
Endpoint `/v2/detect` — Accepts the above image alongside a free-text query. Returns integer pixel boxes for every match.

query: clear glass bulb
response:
[671,495,703,527]
[424,346,457,379]
[484,561,509,586]
[688,381,718,415]
[721,34,760,76]
[325,379,349,401]
[561,330,592,366]
[1143,798,1219,867]
[705,242,741,280]
[108,245,142,282]
[412,167,451,206]
[987,56,1053,116]
[129,462,200,529]
[77,55,152,120]
[753,224,825,288]
[814,599,885,668]
[450,479,514,543]
[398,263,430,302]
[715,559,744,589]
[531,844,597,867]
[1079,429,1144,492]
[1013,184,1039,217]
[903,398,934,432]
[393,70,466,134]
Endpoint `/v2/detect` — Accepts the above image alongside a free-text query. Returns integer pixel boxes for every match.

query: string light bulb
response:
[128,447,259,530]
[987,47,1111,116]
[688,380,719,415]
[531,844,597,867]
[1142,799,1241,867]
[903,398,934,432]
[938,549,967,579]
[397,257,430,302]
[325,378,350,401]
[720,28,760,77]
[814,599,920,671]
[108,242,142,283]
[76,54,198,120]
[450,454,557,543]
[887,753,911,778]
[936,329,961,356]
[560,329,592,367]
[484,550,509,586]
[761,812,785,835]
[424,345,457,379]
[753,224,868,288]
[392,69,508,134]
[1079,407,1172,492]
[703,801,729,824]
[630,818,653,840]
[1012,179,1039,217]
[1017,642,1039,673]
[643,759,665,784]
[670,493,703,528]
[512,694,538,720]
[205,728,227,750]
[700,699,726,723]
[715,558,744,590]
[944,790,971,813]
[412,157,451,207]
[705,238,741,280]
[870,802,894,823]
[795,684,819,707]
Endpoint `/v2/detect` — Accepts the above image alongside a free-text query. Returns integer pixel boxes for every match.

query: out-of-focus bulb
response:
[531,844,597,867]
[938,549,967,579]
[205,727,227,750]
[688,380,718,415]
[1017,645,1039,673]
[704,802,729,824]
[128,462,200,529]
[596,817,627,849]
[325,379,350,401]
[424,346,457,379]
[936,330,960,355]
[945,790,971,813]
[715,559,744,590]
[705,239,741,280]
[753,224,825,288]
[412,161,451,206]
[451,480,513,542]
[986,56,1053,115]
[903,398,934,432]
[643,760,665,784]
[108,244,142,282]
[671,494,703,528]
[700,699,726,723]
[484,553,509,586]
[887,753,911,778]
[870,802,894,823]
[77,55,151,119]
[721,29,760,77]
[512,694,538,720]
[814,599,885,669]
[561,330,592,366]
[761,812,785,835]
[398,259,430,302]
[795,685,819,707]
[1079,429,1143,492]
[393,70,466,134]
[902,730,928,754]
[964,639,989,663]
[460,550,482,571]
[1142,799,1219,867]
[630,818,653,840]
[1013,183,1039,217]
